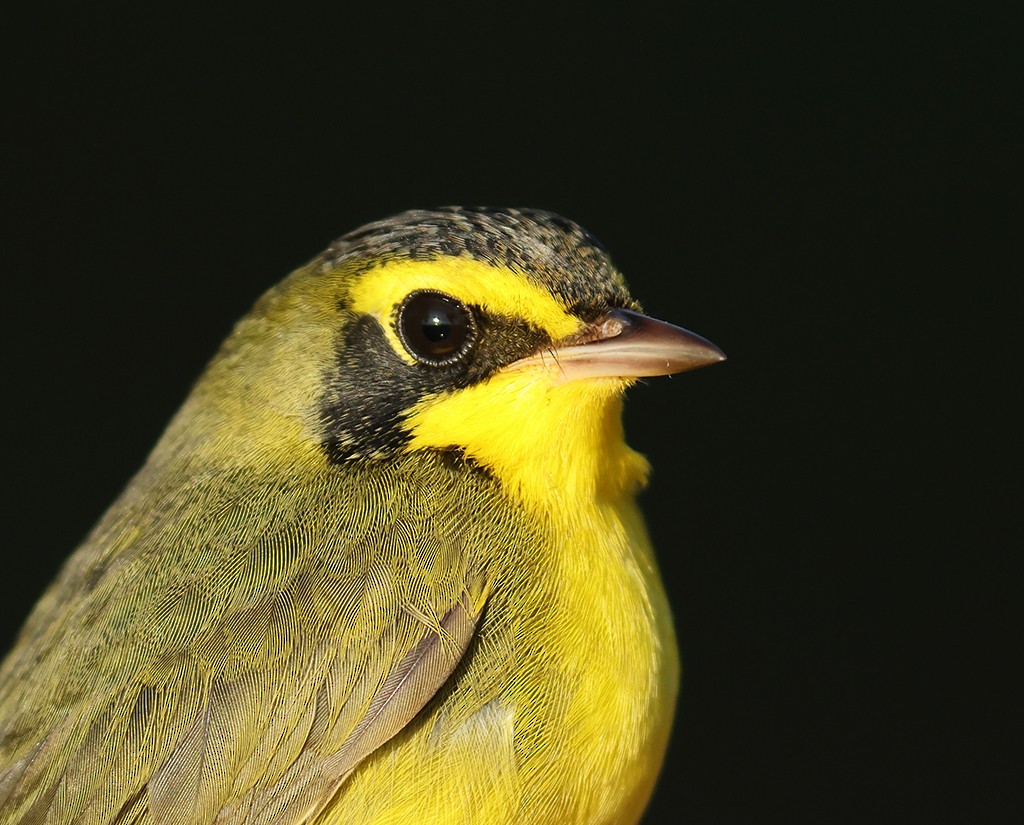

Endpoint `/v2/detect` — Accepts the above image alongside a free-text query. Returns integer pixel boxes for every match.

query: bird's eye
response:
[397,291,476,365]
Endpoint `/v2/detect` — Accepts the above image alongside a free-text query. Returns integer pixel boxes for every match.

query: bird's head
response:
[170,208,724,509]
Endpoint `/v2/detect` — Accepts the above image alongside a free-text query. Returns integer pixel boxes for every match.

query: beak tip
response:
[664,331,726,374]
[678,348,726,373]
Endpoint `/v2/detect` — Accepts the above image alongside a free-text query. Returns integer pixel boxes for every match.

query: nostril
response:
[599,314,627,340]
[601,309,648,339]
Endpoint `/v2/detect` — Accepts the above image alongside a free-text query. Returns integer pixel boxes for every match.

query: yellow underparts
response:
[356,368,676,825]
[342,258,675,824]
[402,366,651,512]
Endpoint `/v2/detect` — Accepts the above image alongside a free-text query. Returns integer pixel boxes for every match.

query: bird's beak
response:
[507,308,726,384]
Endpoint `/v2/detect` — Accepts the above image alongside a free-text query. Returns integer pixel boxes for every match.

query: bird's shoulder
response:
[0,452,534,824]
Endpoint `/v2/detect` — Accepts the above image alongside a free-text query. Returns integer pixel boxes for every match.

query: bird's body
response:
[0,208,722,824]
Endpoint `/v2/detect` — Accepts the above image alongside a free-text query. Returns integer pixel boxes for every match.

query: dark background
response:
[1,5,1014,823]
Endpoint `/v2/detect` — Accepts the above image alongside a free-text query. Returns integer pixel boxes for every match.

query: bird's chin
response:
[496,358,633,393]
[503,354,641,387]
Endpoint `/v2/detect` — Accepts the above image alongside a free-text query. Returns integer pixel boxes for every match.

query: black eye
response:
[397,291,476,365]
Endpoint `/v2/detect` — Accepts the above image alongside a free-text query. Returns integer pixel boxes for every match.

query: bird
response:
[0,207,724,825]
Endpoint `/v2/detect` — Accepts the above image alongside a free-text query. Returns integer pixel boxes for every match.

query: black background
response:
[1,5,1015,823]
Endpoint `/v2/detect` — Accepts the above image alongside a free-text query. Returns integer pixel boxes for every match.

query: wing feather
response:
[0,454,496,824]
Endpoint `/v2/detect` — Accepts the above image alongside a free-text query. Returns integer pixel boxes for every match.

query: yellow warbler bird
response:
[0,208,724,824]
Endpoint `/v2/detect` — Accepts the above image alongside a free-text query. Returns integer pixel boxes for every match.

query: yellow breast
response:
[319,369,679,824]
[321,503,677,825]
